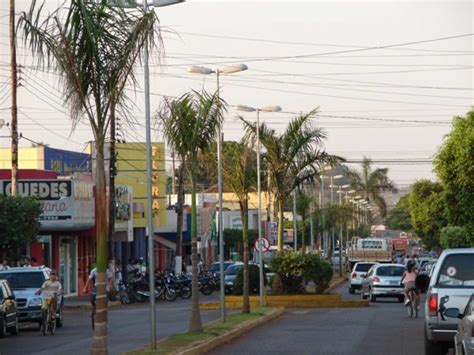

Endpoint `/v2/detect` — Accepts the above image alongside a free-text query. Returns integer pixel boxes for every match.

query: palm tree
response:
[344,157,396,220]
[19,2,161,353]
[241,109,341,251]
[221,140,257,313]
[159,90,225,332]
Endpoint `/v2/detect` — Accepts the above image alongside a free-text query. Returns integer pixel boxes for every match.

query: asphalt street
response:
[210,281,428,355]
[0,296,220,355]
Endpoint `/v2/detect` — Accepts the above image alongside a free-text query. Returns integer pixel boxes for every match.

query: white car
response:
[349,262,378,294]
[445,293,474,355]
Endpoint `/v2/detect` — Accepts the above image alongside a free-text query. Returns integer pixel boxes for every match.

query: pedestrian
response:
[403,255,410,266]
[82,266,114,304]
[23,257,32,267]
[114,259,122,288]
[0,259,9,270]
[137,257,146,275]
[395,254,402,265]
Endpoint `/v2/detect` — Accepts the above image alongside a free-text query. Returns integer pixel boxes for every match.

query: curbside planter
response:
[172,308,285,355]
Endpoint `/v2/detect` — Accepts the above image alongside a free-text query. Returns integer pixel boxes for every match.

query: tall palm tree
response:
[344,157,396,219]
[221,140,257,313]
[19,2,161,353]
[241,109,341,251]
[159,90,225,332]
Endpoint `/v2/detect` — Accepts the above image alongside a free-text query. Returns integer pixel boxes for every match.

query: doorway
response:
[60,237,77,296]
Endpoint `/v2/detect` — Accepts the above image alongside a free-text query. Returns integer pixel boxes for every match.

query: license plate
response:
[390,281,399,285]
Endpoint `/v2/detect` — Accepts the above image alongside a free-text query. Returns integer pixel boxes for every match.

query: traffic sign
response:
[254,237,270,252]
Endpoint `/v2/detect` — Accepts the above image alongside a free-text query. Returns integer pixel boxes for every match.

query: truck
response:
[391,238,409,253]
[347,237,392,269]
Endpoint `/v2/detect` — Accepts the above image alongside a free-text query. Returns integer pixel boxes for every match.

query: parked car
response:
[224,263,243,294]
[444,293,474,355]
[418,257,437,271]
[419,260,437,277]
[0,267,64,328]
[209,261,233,276]
[349,262,378,294]
[0,279,19,337]
[424,248,474,355]
[361,264,405,302]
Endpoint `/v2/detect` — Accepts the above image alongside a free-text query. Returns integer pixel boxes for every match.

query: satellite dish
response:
[0,119,5,129]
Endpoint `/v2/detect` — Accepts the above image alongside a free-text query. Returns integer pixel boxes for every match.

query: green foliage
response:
[270,251,332,294]
[409,180,447,249]
[440,226,472,249]
[301,253,333,293]
[434,111,474,237]
[386,195,412,231]
[233,264,266,295]
[223,229,257,259]
[0,195,42,260]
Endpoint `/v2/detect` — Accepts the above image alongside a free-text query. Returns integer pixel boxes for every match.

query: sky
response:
[0,0,473,187]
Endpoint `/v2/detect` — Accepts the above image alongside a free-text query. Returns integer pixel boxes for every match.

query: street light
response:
[110,0,184,350]
[236,103,281,306]
[188,64,248,321]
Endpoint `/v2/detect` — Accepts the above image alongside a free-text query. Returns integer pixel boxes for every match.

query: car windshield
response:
[0,272,45,289]
[226,265,242,276]
[355,264,374,272]
[376,266,404,277]
[437,254,474,287]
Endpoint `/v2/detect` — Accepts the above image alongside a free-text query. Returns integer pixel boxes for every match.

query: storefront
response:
[0,178,95,296]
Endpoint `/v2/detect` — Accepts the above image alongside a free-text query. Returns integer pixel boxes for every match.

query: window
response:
[355,263,375,272]
[436,254,474,288]
[0,272,45,289]
[376,266,404,277]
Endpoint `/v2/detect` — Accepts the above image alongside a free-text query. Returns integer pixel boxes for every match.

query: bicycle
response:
[406,288,419,318]
[41,296,57,336]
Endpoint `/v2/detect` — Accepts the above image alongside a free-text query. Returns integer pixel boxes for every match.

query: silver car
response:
[361,264,405,302]
[424,249,474,355]
[444,294,474,355]
[349,262,378,294]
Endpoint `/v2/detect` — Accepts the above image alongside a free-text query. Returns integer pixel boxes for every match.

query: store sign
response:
[115,185,133,242]
[0,179,95,231]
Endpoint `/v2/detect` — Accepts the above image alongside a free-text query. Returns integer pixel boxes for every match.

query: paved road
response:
[0,296,220,355]
[211,281,427,355]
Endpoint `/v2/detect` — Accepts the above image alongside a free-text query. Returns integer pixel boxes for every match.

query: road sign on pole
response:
[254,237,270,252]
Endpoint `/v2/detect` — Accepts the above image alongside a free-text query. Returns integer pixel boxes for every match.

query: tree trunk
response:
[175,164,185,275]
[92,145,108,355]
[240,199,250,313]
[277,198,284,252]
[189,174,202,332]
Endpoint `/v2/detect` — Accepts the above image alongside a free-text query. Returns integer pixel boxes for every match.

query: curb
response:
[64,300,121,310]
[173,308,284,355]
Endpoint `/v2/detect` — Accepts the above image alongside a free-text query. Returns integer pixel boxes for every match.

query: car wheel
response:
[424,324,443,355]
[361,288,367,300]
[369,289,376,302]
[0,317,6,338]
[349,286,355,294]
[8,316,19,335]
[56,307,63,328]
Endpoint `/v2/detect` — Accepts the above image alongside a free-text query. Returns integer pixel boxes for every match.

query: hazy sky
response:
[0,0,473,186]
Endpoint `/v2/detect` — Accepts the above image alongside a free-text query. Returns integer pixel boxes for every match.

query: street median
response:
[200,293,368,309]
[124,307,284,355]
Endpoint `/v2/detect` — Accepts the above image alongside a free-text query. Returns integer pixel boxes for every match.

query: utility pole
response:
[9,0,18,196]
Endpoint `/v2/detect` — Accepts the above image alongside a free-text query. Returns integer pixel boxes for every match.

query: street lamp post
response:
[236,104,281,306]
[111,0,185,349]
[188,64,248,321]
[329,174,342,269]
[336,184,349,275]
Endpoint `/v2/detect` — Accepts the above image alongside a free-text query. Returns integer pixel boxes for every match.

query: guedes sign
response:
[0,180,71,200]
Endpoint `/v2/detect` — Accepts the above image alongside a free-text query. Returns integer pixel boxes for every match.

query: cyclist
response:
[36,269,63,320]
[401,260,419,308]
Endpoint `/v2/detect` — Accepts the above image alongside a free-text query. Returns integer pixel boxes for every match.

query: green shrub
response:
[233,264,265,295]
[270,251,333,294]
